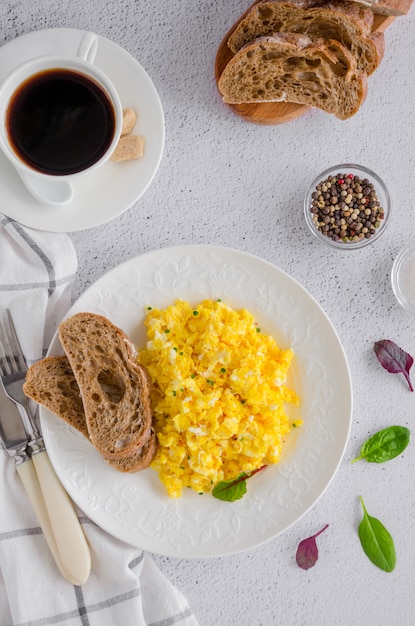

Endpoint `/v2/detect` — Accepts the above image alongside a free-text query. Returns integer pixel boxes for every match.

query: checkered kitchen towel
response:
[0,214,198,626]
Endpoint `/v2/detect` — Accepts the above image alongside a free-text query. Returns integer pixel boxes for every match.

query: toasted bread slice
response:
[58,312,153,460]
[227,0,384,75]
[218,33,367,119]
[23,354,157,473]
[23,355,89,437]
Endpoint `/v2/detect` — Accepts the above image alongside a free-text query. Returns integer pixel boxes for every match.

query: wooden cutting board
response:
[214,2,396,125]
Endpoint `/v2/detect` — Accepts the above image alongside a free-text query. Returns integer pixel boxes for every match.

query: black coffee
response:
[7,68,116,175]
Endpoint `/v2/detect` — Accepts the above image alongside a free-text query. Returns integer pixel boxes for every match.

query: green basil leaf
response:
[352,425,410,464]
[358,496,396,572]
[212,474,248,501]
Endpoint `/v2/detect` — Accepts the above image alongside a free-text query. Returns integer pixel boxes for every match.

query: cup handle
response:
[76,32,98,63]
[17,169,74,206]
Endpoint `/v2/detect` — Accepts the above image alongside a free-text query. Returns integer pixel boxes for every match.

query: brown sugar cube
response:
[111,135,145,162]
[121,108,137,136]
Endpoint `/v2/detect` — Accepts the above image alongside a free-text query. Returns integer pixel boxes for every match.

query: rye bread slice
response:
[23,354,157,473]
[23,355,89,438]
[218,33,368,119]
[58,312,153,460]
[227,0,384,75]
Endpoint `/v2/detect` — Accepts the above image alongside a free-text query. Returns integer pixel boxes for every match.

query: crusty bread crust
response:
[105,431,157,472]
[219,33,367,119]
[349,0,413,15]
[23,353,157,473]
[227,0,384,75]
[58,312,154,460]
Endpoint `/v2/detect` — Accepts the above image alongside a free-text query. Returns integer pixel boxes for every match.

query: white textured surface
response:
[2,2,415,624]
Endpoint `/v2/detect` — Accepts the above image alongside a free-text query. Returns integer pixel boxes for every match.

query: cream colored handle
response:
[16,460,82,585]
[31,451,91,585]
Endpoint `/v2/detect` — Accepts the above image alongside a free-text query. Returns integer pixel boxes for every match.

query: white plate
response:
[40,245,353,558]
[0,28,164,232]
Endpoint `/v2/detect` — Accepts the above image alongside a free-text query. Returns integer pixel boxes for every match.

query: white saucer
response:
[0,28,165,232]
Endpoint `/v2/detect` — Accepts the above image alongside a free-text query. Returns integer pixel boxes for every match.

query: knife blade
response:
[0,390,28,464]
[0,390,79,584]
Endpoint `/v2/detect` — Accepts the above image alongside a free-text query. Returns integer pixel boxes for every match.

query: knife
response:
[0,391,84,584]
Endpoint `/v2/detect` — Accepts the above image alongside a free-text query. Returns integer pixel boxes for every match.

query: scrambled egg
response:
[137,299,300,498]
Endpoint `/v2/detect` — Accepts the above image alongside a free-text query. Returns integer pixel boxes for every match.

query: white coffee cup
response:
[0,32,122,206]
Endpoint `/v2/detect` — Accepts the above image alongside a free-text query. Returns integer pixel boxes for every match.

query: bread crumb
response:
[111,135,145,162]
[121,108,137,135]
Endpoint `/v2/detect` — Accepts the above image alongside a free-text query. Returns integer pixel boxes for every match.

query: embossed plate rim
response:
[40,244,353,558]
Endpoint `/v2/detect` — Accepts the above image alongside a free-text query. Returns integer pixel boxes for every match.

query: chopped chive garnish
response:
[193,310,199,316]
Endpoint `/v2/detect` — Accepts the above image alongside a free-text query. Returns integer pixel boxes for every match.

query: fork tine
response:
[0,310,14,377]
[0,309,27,377]
[0,308,43,446]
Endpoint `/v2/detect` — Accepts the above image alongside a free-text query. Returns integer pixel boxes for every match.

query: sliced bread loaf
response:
[218,33,368,119]
[23,354,157,473]
[58,312,153,460]
[227,0,384,75]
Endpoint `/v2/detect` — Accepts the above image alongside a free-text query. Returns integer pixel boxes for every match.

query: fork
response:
[0,309,91,585]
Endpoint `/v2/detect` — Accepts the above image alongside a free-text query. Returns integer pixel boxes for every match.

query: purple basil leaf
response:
[296,524,328,570]
[374,340,414,392]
